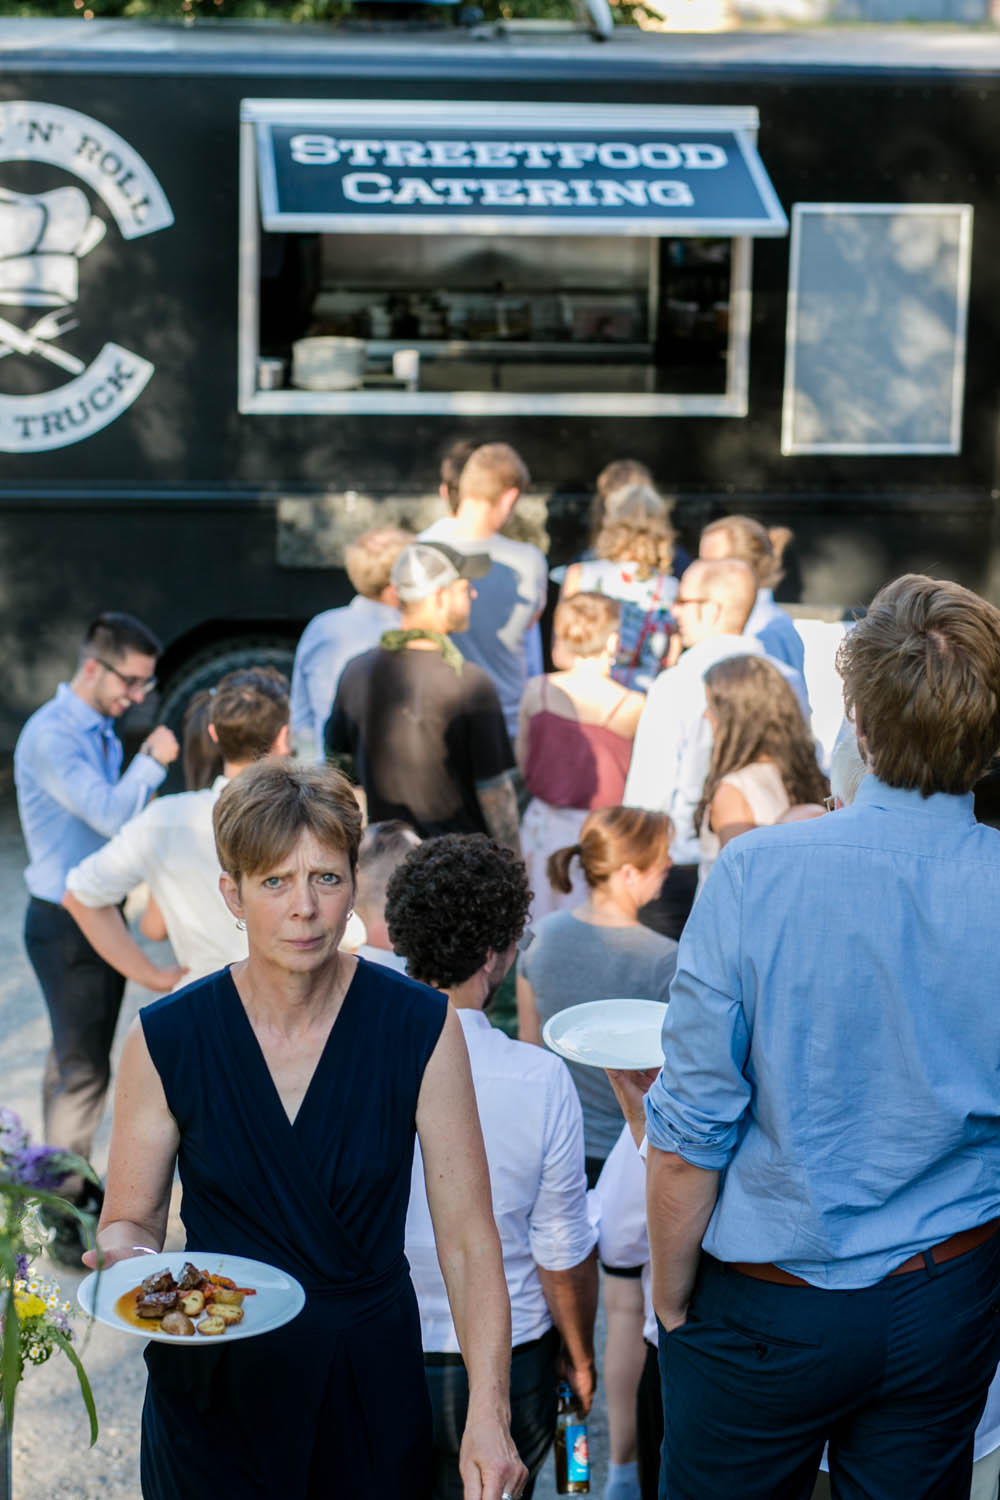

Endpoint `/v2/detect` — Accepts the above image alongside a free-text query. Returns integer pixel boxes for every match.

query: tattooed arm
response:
[475,769,522,856]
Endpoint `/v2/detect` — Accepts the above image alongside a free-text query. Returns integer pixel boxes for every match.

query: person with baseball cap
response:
[325,540,522,853]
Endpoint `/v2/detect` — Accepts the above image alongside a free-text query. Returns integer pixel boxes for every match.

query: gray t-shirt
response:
[421,517,548,740]
[520,911,678,1160]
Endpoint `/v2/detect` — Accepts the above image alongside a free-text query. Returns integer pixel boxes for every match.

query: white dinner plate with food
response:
[542,999,668,1070]
[78,1251,305,1345]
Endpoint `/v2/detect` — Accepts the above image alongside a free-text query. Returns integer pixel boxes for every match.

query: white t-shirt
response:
[65,775,246,985]
[406,1008,596,1350]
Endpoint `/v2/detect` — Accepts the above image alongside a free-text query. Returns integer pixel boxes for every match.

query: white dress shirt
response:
[624,635,810,864]
[406,1008,596,1351]
[354,943,408,974]
[64,775,247,984]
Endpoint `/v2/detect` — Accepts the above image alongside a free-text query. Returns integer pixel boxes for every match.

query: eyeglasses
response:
[673,596,709,608]
[95,657,158,696]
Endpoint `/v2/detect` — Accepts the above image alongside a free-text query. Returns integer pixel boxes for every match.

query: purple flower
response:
[15,1253,28,1281]
[0,1109,29,1160]
[7,1145,72,1192]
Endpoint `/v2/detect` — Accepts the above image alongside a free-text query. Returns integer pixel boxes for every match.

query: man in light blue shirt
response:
[289,525,408,762]
[644,574,1000,1499]
[14,611,177,1263]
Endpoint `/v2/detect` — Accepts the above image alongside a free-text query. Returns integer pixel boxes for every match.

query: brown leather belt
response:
[729,1217,1000,1288]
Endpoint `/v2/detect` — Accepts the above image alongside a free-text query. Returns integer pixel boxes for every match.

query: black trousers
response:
[24,896,126,1193]
[638,863,699,943]
[423,1326,560,1500]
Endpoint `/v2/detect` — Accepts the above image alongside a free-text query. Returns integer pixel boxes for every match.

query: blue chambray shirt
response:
[645,775,1000,1289]
[14,683,165,903]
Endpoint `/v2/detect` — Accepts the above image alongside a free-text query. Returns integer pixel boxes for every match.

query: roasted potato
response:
[161,1311,195,1337]
[209,1287,244,1306]
[179,1290,205,1316]
[197,1315,227,1336]
[205,1301,244,1325]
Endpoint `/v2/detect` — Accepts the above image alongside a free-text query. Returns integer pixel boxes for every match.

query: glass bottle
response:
[554,1380,590,1494]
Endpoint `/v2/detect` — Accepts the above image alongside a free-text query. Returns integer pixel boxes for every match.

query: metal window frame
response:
[238,102,766,419]
[781,202,973,457]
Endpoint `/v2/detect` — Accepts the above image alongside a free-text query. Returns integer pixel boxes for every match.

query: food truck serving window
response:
[239,101,788,417]
[781,203,973,456]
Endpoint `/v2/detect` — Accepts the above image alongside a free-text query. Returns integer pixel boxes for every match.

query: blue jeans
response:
[658,1234,1000,1500]
[423,1326,559,1500]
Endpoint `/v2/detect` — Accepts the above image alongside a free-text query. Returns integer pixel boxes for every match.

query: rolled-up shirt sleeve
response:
[529,1059,598,1272]
[644,852,752,1169]
[65,807,152,907]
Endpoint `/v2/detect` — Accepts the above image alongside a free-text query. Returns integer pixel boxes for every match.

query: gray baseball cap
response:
[391,540,491,604]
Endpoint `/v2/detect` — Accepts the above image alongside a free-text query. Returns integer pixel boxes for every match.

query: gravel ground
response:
[0,783,610,1499]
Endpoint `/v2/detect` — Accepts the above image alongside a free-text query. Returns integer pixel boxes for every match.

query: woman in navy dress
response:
[84,761,527,1500]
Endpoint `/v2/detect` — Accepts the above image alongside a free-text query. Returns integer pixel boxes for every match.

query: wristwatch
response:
[138,738,162,766]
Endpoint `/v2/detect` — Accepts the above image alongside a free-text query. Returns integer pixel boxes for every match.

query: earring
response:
[235,918,246,932]
[347,909,355,920]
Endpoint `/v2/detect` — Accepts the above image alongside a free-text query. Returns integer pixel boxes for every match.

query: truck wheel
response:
[156,636,296,787]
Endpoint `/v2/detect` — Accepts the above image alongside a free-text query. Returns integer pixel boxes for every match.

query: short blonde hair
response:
[553,592,620,659]
[213,760,362,882]
[458,443,530,505]
[344,527,411,600]
[700,515,792,591]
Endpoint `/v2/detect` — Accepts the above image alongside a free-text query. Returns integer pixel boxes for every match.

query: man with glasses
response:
[14,611,178,1265]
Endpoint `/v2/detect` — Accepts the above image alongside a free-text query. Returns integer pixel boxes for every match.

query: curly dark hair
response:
[384,834,532,989]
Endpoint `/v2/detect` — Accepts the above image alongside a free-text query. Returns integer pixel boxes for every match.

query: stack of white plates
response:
[291,336,365,391]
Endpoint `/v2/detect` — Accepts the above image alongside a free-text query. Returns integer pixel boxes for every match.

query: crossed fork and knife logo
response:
[0,309,83,375]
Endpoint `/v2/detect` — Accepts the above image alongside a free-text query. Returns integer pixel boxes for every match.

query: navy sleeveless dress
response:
[138,959,448,1499]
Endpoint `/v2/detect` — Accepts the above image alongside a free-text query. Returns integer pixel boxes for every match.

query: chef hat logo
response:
[0,185,107,307]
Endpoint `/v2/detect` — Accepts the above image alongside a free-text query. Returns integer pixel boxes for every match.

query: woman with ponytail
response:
[699,514,805,676]
[516,805,676,1180]
[518,805,677,1500]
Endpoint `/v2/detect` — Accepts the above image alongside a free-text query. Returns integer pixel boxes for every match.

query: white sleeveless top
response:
[699,760,790,879]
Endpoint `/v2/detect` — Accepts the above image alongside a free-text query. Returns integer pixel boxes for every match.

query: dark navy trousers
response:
[658,1234,1000,1500]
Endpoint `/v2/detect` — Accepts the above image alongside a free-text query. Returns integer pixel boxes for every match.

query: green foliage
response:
[0,0,639,23]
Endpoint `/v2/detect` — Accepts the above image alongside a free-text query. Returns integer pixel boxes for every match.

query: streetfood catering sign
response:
[249,101,788,239]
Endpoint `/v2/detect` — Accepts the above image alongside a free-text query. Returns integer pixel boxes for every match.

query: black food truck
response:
[1,21,999,752]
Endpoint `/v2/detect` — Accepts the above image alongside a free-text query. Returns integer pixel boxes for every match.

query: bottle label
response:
[565,1422,589,1483]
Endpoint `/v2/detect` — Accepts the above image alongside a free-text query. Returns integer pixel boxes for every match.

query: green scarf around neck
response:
[380,628,465,674]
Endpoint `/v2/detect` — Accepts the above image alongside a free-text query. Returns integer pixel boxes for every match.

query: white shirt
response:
[354,942,408,974]
[624,635,810,864]
[406,1008,596,1351]
[64,775,247,984]
[591,1125,656,1345]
